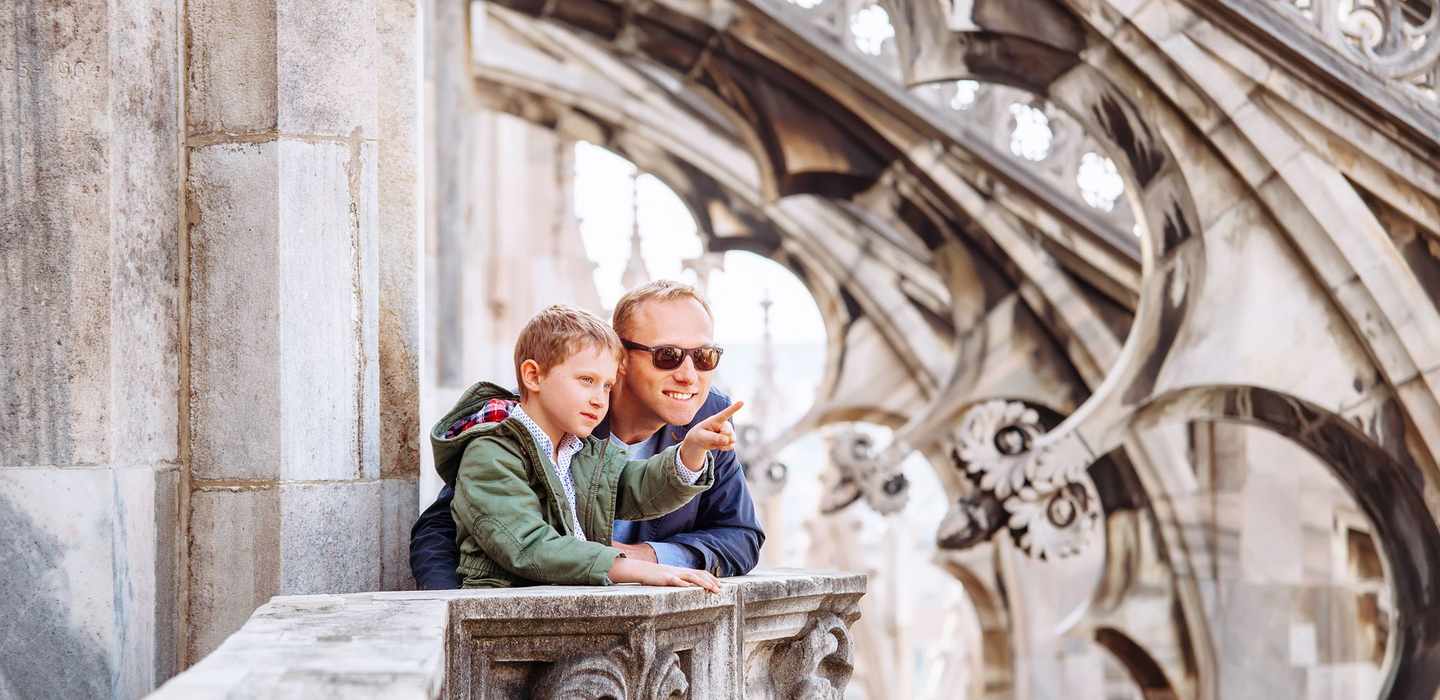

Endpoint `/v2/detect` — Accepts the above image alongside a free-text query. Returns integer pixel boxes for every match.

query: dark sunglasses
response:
[621,339,724,371]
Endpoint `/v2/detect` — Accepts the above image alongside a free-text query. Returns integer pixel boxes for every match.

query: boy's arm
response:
[615,400,741,521]
[613,445,715,522]
[453,438,622,585]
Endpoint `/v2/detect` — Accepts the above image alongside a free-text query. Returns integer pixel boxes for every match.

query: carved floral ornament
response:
[953,400,1101,560]
[533,622,688,700]
[736,424,790,497]
[532,612,857,700]
[816,400,1100,560]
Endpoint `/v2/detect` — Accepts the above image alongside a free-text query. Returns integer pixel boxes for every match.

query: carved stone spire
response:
[752,290,779,434]
[620,169,651,291]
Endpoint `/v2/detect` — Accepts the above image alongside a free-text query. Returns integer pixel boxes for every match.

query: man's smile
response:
[663,391,696,402]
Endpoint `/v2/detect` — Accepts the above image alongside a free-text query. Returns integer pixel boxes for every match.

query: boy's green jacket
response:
[430,381,714,588]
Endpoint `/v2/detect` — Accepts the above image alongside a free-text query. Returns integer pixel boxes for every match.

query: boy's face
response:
[528,343,619,439]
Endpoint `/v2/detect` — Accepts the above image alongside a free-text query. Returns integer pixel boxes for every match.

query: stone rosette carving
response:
[819,429,909,515]
[532,622,688,700]
[952,400,1101,559]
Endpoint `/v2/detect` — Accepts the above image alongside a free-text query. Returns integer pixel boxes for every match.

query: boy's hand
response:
[678,401,744,470]
[609,557,721,593]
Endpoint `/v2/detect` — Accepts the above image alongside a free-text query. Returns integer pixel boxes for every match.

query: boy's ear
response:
[519,359,545,394]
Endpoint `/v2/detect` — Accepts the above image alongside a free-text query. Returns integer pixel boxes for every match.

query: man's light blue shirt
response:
[610,433,706,569]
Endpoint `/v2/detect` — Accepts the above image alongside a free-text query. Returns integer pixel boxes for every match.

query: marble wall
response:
[1,0,421,694]
[1,2,182,696]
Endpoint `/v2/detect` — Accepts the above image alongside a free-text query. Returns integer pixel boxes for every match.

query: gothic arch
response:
[938,555,1016,700]
[1094,626,1180,700]
[471,10,1102,439]
[479,1,1144,393]
[1051,0,1440,476]
[1135,384,1440,699]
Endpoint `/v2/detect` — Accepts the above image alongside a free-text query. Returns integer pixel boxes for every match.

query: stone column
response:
[378,0,423,592]
[1,2,182,697]
[419,0,476,504]
[182,0,419,664]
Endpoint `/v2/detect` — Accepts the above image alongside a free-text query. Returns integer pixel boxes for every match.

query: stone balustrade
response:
[148,570,865,699]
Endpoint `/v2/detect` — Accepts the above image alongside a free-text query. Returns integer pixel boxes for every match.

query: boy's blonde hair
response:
[611,279,714,339]
[514,305,623,399]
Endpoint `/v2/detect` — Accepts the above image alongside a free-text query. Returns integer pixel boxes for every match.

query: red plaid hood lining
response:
[442,398,516,439]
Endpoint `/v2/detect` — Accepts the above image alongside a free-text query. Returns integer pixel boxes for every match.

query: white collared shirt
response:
[510,404,589,539]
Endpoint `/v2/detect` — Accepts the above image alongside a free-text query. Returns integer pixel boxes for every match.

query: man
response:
[410,280,765,589]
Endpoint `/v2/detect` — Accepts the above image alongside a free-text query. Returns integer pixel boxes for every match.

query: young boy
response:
[430,305,742,590]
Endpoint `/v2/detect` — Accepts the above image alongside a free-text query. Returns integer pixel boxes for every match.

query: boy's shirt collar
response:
[510,404,584,466]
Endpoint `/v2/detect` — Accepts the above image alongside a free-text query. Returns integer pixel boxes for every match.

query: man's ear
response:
[519,359,545,394]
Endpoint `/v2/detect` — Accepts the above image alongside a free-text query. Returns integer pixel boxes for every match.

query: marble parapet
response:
[148,569,865,699]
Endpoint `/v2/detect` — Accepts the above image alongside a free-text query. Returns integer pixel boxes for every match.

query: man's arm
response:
[651,446,765,577]
[409,486,461,590]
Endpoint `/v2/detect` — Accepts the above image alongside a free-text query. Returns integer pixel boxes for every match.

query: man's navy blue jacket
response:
[409,389,765,590]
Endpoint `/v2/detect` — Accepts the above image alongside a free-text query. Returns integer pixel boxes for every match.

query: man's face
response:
[616,297,716,428]
[528,343,618,439]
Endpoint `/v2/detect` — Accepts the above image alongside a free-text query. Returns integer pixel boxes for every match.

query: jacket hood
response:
[430,381,520,486]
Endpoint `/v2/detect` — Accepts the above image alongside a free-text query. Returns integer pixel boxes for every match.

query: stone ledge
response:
[149,569,865,699]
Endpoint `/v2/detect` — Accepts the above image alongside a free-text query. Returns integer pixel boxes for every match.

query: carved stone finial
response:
[936,489,1007,551]
[737,424,790,499]
[762,613,855,700]
[532,622,688,700]
[952,400,1101,559]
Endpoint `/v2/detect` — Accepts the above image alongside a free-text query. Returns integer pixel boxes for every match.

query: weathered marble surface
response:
[181,0,421,666]
[1,2,182,696]
[148,570,865,699]
[149,592,449,700]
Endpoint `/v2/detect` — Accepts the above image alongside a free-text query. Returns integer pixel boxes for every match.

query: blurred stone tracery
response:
[10,0,1440,697]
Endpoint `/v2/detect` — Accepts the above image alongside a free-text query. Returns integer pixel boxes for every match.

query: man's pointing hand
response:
[678,401,744,470]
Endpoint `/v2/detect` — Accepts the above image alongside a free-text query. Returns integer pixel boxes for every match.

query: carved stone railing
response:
[1269,0,1439,100]
[1200,0,1440,132]
[148,570,865,699]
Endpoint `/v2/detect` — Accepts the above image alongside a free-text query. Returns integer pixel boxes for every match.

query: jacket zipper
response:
[581,442,609,542]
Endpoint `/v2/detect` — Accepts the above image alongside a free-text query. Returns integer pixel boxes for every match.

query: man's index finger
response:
[705,400,744,426]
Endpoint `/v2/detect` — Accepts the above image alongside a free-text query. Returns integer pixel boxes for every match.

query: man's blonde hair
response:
[611,279,714,339]
[514,305,623,398]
